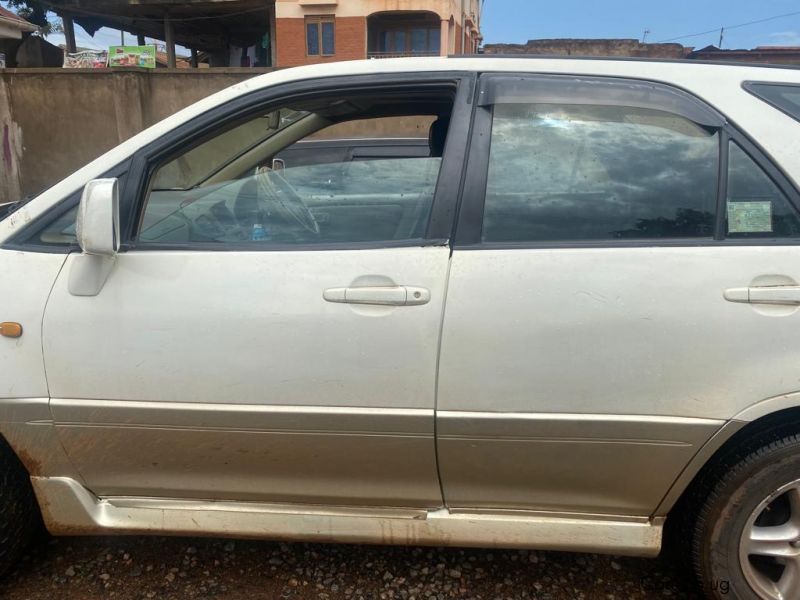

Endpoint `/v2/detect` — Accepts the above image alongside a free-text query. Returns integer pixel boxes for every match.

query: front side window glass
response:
[151,109,308,192]
[138,109,448,246]
[726,143,800,238]
[28,204,79,246]
[482,104,719,243]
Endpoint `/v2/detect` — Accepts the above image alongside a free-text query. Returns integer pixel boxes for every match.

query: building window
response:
[306,16,335,56]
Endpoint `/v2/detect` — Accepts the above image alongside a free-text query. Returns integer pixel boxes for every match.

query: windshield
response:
[150,108,309,192]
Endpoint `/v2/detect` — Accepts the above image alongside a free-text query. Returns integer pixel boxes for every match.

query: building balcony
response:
[367,50,439,59]
[367,11,443,59]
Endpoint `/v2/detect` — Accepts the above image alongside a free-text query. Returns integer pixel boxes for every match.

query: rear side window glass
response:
[482,104,719,243]
[746,83,800,122]
[726,143,800,238]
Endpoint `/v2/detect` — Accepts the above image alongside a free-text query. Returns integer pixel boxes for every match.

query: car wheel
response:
[0,438,38,577]
[693,434,800,599]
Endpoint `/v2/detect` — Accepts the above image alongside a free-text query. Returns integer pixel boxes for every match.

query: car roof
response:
[247,55,800,90]
[457,53,800,72]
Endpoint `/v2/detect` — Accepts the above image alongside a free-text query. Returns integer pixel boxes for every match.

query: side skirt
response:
[32,477,662,556]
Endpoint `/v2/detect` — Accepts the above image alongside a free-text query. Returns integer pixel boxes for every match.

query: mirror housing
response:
[76,178,120,256]
[69,178,121,297]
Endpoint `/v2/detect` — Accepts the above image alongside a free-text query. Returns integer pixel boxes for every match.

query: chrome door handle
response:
[323,286,430,306]
[724,285,800,306]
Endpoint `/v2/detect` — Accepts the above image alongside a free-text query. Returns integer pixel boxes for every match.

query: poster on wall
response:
[108,45,156,68]
[63,50,108,68]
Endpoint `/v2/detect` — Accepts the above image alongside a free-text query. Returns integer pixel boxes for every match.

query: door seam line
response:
[432,255,453,508]
[39,252,88,485]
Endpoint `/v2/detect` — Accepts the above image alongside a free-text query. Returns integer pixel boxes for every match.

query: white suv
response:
[2,57,800,600]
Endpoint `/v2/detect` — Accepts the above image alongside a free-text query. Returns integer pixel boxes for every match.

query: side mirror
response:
[69,178,121,297]
[76,178,120,256]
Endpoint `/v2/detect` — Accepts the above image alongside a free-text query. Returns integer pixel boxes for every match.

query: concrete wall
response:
[483,39,691,59]
[0,68,272,202]
[688,47,800,66]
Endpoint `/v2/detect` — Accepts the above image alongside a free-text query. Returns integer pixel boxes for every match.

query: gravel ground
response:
[0,535,701,599]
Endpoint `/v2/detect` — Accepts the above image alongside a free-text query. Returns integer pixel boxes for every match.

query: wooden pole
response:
[164,14,176,68]
[62,14,77,54]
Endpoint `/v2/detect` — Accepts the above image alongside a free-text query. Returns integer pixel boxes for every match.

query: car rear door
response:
[436,73,800,517]
[40,73,474,508]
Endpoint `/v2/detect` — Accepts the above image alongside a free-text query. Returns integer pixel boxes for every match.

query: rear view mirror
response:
[69,178,121,296]
[76,178,120,256]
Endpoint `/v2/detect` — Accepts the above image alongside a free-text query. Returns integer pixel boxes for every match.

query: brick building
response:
[37,1,480,68]
[275,0,482,67]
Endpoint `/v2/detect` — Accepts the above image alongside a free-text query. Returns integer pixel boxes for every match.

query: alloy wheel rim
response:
[739,478,800,600]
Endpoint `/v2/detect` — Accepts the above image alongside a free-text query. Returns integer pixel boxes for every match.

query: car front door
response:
[41,74,473,508]
[436,73,800,517]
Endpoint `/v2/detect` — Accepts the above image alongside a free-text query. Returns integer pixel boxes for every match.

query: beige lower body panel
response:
[437,412,724,515]
[0,398,84,481]
[32,477,662,557]
[49,400,442,508]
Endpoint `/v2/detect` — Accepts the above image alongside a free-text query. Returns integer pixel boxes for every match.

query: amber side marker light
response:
[0,322,23,338]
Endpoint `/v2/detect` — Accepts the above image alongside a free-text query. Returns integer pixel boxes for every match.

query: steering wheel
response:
[255,166,320,235]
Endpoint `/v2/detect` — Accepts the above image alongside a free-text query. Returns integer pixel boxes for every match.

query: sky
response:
[2,1,800,52]
[481,0,800,49]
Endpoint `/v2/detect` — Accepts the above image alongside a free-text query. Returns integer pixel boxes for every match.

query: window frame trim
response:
[120,72,475,253]
[453,72,800,250]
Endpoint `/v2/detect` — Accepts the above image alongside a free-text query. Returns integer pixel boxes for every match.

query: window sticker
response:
[728,201,773,233]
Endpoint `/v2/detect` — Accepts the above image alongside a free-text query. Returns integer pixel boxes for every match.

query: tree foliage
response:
[6,1,62,35]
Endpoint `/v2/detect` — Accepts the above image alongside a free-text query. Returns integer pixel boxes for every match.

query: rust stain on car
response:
[14,447,42,476]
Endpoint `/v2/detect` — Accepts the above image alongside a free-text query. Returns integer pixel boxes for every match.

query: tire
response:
[691,434,800,599]
[0,437,38,577]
